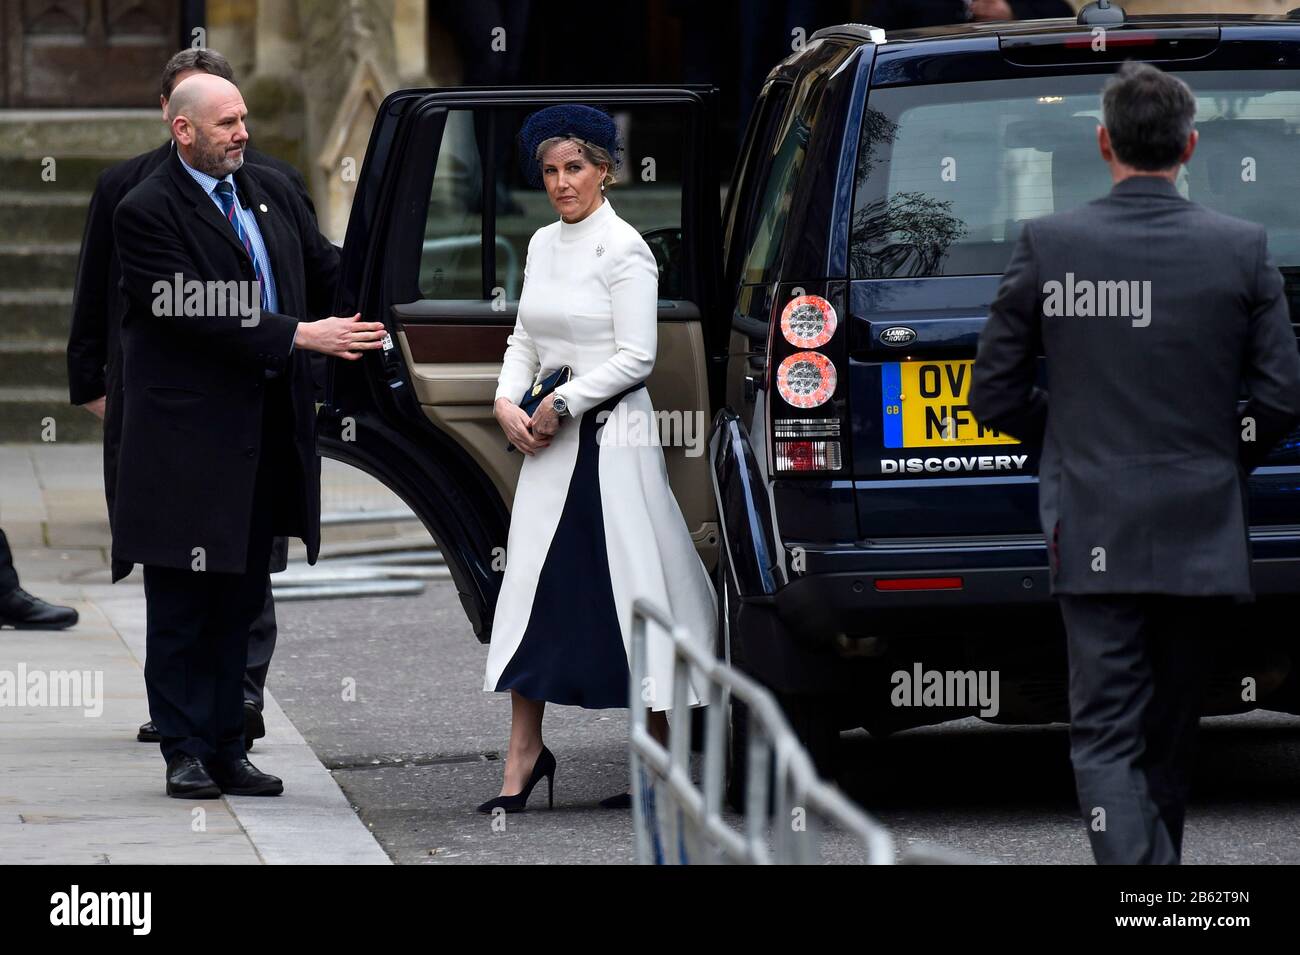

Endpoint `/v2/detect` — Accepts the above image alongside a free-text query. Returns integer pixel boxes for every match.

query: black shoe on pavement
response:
[598,791,632,810]
[166,755,221,799]
[208,757,283,796]
[137,720,160,743]
[476,746,556,813]
[243,701,265,752]
[0,588,78,630]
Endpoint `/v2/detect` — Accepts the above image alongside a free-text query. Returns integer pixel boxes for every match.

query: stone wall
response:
[206,0,420,242]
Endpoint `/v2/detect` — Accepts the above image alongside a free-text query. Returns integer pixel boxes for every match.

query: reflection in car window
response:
[740,61,835,286]
[724,81,791,293]
[418,104,685,302]
[851,72,1300,278]
[420,109,485,298]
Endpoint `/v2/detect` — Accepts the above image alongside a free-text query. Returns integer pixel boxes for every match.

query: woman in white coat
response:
[478,105,717,813]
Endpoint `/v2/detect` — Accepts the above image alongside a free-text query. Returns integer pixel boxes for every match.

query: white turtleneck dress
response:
[483,197,717,711]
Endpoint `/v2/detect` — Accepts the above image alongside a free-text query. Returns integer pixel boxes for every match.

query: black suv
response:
[320,8,1300,783]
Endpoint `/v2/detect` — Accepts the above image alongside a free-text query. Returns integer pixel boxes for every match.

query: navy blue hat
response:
[517,104,621,188]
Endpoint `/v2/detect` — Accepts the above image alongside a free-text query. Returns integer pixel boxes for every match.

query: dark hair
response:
[1101,61,1196,172]
[159,48,235,100]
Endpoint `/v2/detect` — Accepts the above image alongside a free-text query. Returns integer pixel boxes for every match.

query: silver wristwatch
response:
[552,394,569,417]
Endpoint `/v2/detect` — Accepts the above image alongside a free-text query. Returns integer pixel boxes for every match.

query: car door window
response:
[418,103,689,304]
[419,109,486,298]
[724,81,793,294]
[738,69,833,287]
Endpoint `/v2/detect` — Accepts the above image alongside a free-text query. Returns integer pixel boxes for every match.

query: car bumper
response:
[735,537,1300,694]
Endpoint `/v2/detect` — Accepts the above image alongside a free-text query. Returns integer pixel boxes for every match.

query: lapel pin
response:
[259,203,268,213]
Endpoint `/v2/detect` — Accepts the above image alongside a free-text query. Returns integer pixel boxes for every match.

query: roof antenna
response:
[1077,0,1126,26]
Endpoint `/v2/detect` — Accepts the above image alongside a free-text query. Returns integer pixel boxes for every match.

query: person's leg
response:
[1141,596,1222,859]
[1059,593,1177,865]
[210,378,284,764]
[210,561,267,763]
[242,575,277,711]
[201,558,282,792]
[0,528,19,594]
[215,389,280,763]
[501,690,546,795]
[143,564,218,764]
[647,709,669,747]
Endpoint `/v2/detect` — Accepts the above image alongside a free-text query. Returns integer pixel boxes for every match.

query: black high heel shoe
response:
[476,745,556,813]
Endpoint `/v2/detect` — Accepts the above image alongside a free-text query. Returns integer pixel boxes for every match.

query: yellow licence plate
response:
[881,360,1018,449]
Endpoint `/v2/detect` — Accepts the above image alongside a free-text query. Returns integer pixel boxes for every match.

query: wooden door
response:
[2,0,180,107]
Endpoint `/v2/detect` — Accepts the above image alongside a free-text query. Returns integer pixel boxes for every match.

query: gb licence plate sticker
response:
[881,361,1018,449]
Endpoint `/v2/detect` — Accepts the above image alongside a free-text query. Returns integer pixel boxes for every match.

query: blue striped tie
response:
[213,181,269,310]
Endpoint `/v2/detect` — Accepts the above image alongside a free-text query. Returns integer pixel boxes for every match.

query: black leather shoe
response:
[208,757,283,796]
[137,720,160,743]
[598,791,632,810]
[166,755,221,799]
[243,701,265,752]
[0,588,78,630]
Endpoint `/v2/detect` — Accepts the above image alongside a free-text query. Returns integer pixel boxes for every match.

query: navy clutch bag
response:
[506,365,572,451]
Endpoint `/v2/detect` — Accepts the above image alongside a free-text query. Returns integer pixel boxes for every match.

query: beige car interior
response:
[396,308,720,571]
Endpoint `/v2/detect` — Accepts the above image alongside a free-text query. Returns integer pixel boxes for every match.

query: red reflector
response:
[775,439,841,471]
[784,440,817,470]
[874,577,964,592]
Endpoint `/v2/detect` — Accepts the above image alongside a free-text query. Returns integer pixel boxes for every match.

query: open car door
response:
[321,86,725,642]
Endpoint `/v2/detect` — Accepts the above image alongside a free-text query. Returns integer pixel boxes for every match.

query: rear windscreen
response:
[851,71,1300,278]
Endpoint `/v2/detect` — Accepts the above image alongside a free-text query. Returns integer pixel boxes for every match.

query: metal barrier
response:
[628,596,900,864]
[628,596,978,865]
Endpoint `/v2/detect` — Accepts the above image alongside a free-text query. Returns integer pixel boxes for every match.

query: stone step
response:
[2,289,74,343]
[0,387,99,443]
[0,341,67,389]
[0,242,80,290]
[0,108,164,176]
[0,191,90,244]
[0,156,116,194]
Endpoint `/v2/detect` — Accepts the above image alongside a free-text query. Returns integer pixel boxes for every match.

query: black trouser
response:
[143,383,286,764]
[0,528,18,594]
[143,548,270,763]
[243,575,278,711]
[1058,594,1224,865]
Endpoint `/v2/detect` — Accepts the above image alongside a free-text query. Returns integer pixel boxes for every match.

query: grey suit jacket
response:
[971,175,1300,597]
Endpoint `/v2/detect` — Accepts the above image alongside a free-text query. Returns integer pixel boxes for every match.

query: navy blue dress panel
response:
[494,383,647,708]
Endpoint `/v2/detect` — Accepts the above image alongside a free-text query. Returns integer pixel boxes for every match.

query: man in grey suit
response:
[971,61,1300,864]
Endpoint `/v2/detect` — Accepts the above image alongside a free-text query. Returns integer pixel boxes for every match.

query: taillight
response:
[999,27,1219,66]
[776,351,836,409]
[773,418,840,439]
[775,440,842,471]
[770,290,846,473]
[780,295,837,348]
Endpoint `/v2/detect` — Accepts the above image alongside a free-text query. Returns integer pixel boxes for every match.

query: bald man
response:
[112,73,386,798]
[66,47,318,751]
